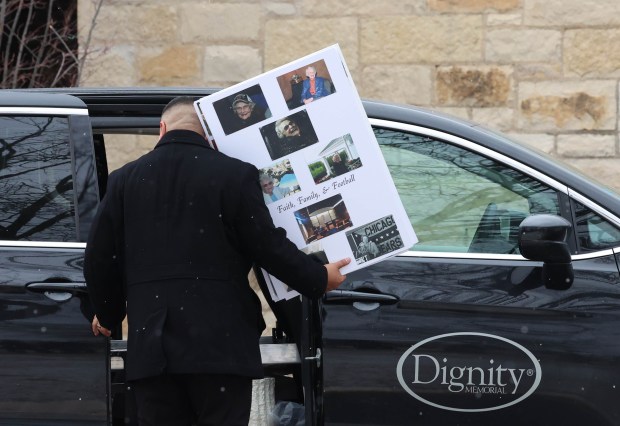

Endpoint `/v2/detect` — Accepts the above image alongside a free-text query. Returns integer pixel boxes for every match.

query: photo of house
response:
[308,133,362,184]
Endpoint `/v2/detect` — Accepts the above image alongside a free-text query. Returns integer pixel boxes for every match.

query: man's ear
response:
[159,121,166,138]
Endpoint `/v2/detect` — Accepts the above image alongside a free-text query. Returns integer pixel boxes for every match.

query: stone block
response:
[264,2,297,15]
[105,135,156,172]
[432,107,471,121]
[179,3,261,42]
[90,4,178,44]
[136,134,159,152]
[525,0,620,26]
[472,107,514,132]
[436,66,512,107]
[80,48,135,87]
[248,270,276,335]
[361,16,483,63]
[264,18,358,70]
[557,134,616,158]
[301,0,425,15]
[566,159,620,194]
[505,133,555,154]
[203,46,263,85]
[137,45,202,85]
[486,13,522,26]
[565,29,620,77]
[429,0,519,12]
[359,65,432,105]
[77,0,96,45]
[514,63,562,81]
[519,81,616,131]
[486,29,561,62]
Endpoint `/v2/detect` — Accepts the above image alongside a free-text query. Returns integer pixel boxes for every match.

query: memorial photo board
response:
[195,45,418,301]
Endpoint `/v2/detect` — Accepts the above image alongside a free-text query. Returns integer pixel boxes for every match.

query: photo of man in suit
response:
[85,96,350,425]
[301,65,330,105]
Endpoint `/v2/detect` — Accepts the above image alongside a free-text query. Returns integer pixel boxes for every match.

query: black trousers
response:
[130,373,252,426]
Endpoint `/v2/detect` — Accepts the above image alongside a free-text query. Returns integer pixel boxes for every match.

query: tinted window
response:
[0,116,76,241]
[375,128,560,254]
[574,201,620,252]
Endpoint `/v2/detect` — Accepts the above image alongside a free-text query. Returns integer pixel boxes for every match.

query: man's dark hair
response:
[162,96,197,116]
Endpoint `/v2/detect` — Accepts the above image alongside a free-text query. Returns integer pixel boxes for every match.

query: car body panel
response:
[321,251,620,425]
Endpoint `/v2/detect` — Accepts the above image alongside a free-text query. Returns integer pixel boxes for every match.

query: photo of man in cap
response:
[214,85,272,135]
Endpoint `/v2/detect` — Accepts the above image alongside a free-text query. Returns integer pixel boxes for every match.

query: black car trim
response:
[399,251,531,260]
[568,188,620,229]
[2,240,615,262]
[394,246,620,263]
[0,106,88,115]
[27,281,88,293]
[0,241,85,249]
[572,249,618,260]
[324,289,399,304]
[397,248,617,261]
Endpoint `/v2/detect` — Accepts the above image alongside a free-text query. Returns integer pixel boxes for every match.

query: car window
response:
[375,128,560,254]
[573,200,620,252]
[0,116,76,241]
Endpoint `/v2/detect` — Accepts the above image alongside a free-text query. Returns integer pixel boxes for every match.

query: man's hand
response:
[92,315,112,337]
[324,257,351,292]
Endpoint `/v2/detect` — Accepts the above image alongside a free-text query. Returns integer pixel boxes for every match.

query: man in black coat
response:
[84,97,350,425]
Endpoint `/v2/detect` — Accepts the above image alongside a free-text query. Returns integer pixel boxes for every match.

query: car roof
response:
[7,87,620,217]
[0,90,88,109]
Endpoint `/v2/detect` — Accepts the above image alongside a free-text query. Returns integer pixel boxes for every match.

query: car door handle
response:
[324,289,399,305]
[27,282,88,294]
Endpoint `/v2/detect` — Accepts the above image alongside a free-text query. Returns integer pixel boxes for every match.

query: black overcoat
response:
[84,130,327,381]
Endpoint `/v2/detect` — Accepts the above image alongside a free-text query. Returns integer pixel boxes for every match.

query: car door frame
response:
[0,94,108,425]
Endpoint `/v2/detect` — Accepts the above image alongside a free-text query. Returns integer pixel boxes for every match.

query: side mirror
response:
[518,214,573,290]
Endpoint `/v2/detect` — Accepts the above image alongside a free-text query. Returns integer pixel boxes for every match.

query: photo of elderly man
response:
[276,59,336,111]
[301,65,330,105]
[260,110,319,160]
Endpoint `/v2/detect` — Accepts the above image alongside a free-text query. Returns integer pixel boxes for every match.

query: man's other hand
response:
[92,315,112,337]
[324,257,351,292]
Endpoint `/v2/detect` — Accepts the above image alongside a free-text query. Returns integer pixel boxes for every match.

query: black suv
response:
[2,89,620,425]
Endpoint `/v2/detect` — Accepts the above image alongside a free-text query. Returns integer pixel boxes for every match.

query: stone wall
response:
[79,0,620,193]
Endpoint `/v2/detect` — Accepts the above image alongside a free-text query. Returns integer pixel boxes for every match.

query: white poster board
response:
[195,45,417,301]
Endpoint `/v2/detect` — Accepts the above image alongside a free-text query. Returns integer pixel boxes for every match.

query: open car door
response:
[0,92,107,424]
